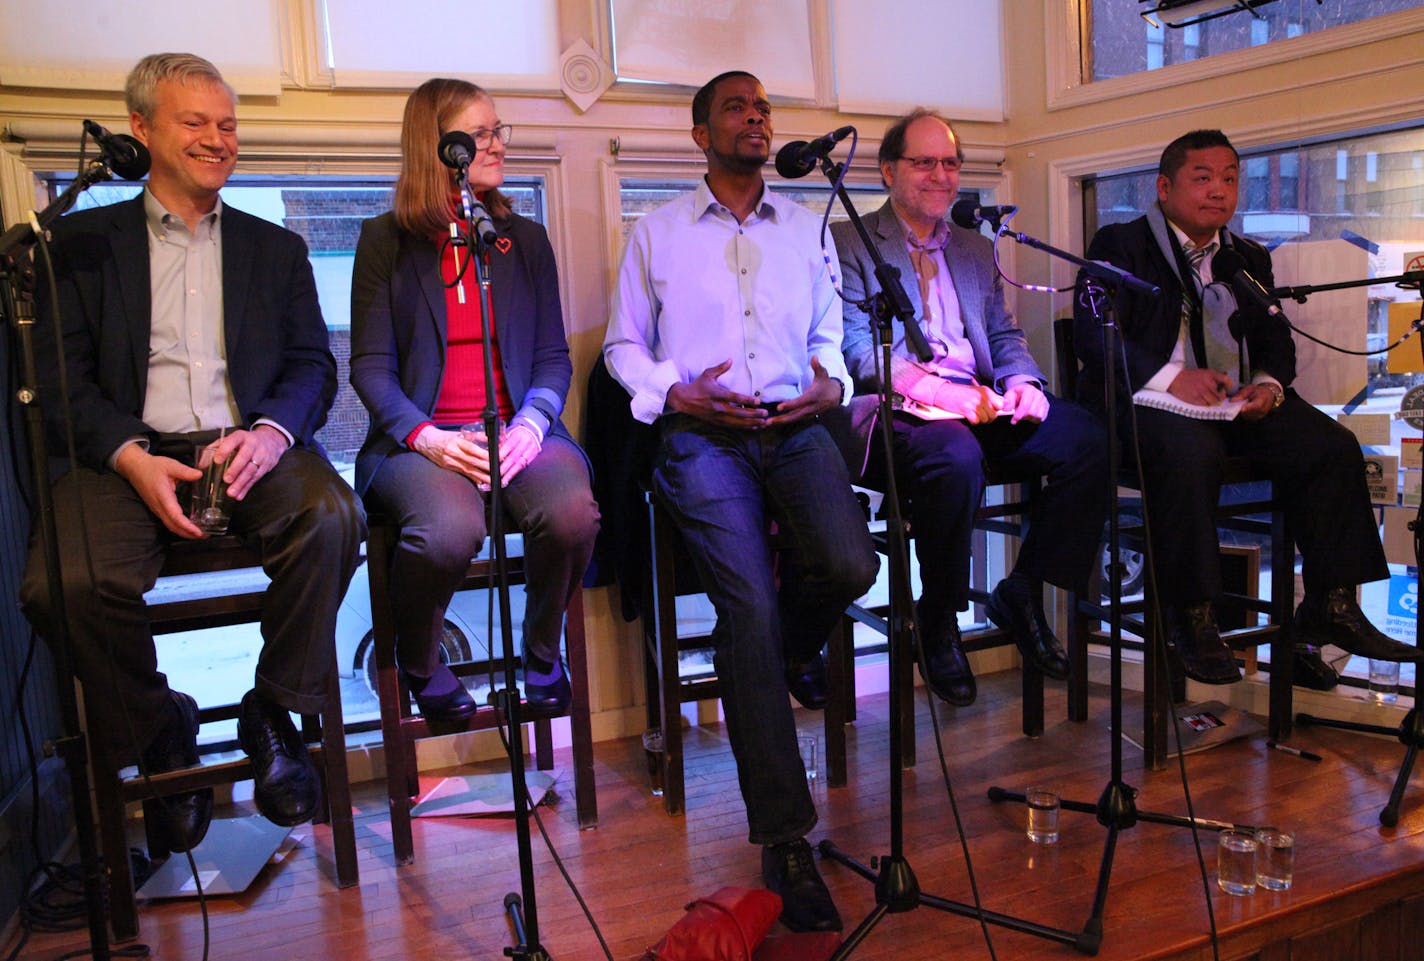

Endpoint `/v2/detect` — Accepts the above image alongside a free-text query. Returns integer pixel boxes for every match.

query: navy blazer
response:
[34,195,336,474]
[831,200,1045,397]
[1072,214,1293,412]
[349,210,577,497]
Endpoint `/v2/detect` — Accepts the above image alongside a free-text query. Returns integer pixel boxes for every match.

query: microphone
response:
[1210,245,1285,317]
[950,199,1017,230]
[439,130,497,245]
[466,199,497,246]
[82,119,150,180]
[438,130,477,170]
[774,125,855,179]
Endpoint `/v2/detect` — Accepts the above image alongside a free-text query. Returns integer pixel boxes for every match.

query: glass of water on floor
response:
[1025,787,1060,844]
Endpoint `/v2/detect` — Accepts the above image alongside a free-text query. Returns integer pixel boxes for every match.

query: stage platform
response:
[15,671,1424,960]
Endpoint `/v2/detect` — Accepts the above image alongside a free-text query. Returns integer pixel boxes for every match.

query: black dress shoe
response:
[1292,644,1340,691]
[237,690,320,827]
[1167,601,1241,685]
[524,669,572,720]
[985,579,1071,681]
[919,620,976,707]
[761,838,842,933]
[1296,588,1423,662]
[404,663,478,723]
[140,690,213,854]
[785,652,829,710]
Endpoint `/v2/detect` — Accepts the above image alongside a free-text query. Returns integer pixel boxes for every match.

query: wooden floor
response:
[18,672,1424,961]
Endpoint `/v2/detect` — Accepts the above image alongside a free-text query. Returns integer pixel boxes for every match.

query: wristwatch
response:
[1261,382,1284,409]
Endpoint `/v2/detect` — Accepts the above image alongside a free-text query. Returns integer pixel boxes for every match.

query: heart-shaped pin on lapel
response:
[495,237,512,254]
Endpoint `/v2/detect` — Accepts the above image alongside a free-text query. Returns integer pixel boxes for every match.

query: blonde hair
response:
[394,78,512,238]
[125,53,235,120]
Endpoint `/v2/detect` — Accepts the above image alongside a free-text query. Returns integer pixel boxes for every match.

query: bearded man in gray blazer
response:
[832,108,1108,707]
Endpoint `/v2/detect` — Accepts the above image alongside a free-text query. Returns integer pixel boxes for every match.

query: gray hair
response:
[125,53,236,119]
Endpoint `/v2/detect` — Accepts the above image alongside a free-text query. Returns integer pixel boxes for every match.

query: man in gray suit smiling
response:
[832,108,1108,707]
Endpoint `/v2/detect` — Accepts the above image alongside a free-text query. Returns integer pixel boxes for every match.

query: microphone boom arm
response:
[1274,271,1424,303]
[1001,228,1161,300]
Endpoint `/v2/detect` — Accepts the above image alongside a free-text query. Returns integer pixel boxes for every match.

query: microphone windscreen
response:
[1209,245,1248,282]
[949,199,980,230]
[774,141,815,180]
[108,135,150,180]
[438,130,477,169]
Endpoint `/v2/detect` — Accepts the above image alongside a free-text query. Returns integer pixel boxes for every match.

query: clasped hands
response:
[668,357,842,429]
[415,420,542,487]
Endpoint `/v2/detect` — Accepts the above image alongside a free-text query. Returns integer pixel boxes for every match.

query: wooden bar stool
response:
[93,534,358,942]
[365,517,597,867]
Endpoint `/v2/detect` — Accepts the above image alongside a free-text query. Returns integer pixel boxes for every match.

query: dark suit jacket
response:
[1072,213,1293,413]
[349,210,577,497]
[34,195,335,475]
[828,200,1046,475]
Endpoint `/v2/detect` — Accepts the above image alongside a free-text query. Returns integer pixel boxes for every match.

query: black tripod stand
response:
[1,152,142,961]
[451,179,551,961]
[1282,271,1424,828]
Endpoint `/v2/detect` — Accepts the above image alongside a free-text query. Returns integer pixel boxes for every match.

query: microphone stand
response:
[987,228,1248,953]
[1282,272,1424,827]
[454,174,551,961]
[1,157,129,961]
[807,158,1091,957]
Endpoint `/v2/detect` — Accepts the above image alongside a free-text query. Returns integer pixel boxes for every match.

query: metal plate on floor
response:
[412,769,561,817]
[137,815,292,899]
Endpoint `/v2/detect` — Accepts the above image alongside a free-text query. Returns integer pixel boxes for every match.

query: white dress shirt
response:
[605,178,851,424]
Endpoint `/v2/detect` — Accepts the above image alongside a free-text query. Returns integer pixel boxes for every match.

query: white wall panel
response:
[0,0,282,96]
[832,0,1004,120]
[323,0,561,89]
[611,0,816,100]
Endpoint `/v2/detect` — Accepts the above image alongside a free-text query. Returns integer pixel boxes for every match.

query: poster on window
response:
[1364,454,1399,505]
[1385,573,1419,644]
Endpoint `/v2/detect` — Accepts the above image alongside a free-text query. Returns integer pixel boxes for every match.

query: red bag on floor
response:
[643,887,781,961]
[643,887,842,961]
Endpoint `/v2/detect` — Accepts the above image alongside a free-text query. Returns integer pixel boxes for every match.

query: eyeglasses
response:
[900,155,962,173]
[470,124,514,149]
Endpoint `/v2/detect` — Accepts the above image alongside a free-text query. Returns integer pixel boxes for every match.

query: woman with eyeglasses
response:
[351,78,598,722]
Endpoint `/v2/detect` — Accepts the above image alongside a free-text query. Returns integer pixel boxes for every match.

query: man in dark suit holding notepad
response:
[1073,129,1416,687]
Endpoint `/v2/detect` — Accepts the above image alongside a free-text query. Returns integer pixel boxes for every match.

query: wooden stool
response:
[365,517,597,867]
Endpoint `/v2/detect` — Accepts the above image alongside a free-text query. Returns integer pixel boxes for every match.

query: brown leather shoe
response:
[1296,588,1423,662]
[1167,601,1241,685]
[784,652,829,710]
[986,578,1071,681]
[1292,644,1340,691]
[761,838,842,933]
[918,619,976,707]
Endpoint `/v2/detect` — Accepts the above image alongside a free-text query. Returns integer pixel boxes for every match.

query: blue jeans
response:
[653,415,879,845]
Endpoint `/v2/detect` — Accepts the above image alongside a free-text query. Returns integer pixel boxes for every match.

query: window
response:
[1088,0,1423,82]
[42,171,550,732]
